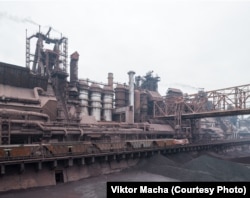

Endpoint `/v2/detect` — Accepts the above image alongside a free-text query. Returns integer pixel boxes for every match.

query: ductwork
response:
[0,108,50,122]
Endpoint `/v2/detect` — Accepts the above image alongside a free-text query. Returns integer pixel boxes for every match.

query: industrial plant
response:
[0,28,250,191]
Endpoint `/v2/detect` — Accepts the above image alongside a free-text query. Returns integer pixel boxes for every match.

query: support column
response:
[81,157,85,165]
[0,119,2,145]
[37,161,42,171]
[1,164,5,175]
[53,160,57,168]
[68,158,73,167]
[20,163,25,173]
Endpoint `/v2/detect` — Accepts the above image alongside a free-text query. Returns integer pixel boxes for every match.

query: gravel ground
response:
[1,150,250,198]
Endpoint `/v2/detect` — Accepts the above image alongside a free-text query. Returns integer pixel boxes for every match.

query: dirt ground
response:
[1,149,250,198]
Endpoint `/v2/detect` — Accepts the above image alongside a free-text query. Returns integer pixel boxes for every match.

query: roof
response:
[149,124,174,132]
[0,84,36,100]
[147,90,163,101]
[167,88,183,94]
[0,62,48,90]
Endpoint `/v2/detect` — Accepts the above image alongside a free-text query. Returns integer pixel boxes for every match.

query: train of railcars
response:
[0,138,189,160]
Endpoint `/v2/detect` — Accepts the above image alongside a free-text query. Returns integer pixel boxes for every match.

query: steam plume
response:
[171,83,200,91]
[0,12,39,26]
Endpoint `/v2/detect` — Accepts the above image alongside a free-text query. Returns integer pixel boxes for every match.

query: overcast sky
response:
[1,0,250,95]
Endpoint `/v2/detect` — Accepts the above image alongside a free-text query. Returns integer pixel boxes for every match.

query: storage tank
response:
[90,83,102,121]
[103,85,113,121]
[115,84,127,108]
[78,80,89,117]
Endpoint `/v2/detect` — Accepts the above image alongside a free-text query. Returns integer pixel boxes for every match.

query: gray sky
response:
[1,0,250,95]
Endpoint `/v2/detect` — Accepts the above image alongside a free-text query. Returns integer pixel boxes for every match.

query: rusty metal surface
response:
[127,140,153,148]
[94,142,125,152]
[154,84,250,118]
[1,138,250,166]
[151,84,250,139]
[1,27,250,149]
[0,62,48,90]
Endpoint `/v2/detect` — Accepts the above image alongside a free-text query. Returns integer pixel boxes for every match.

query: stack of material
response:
[136,153,250,181]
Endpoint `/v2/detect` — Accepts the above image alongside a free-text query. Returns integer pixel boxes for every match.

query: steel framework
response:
[153,84,250,139]
[154,84,250,119]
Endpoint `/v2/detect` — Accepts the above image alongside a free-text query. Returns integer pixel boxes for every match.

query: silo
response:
[79,80,89,117]
[103,85,113,121]
[90,83,102,121]
[115,84,127,108]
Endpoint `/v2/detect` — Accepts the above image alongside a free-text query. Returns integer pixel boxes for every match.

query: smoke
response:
[0,11,39,26]
[165,82,205,94]
[171,83,200,91]
[0,12,63,34]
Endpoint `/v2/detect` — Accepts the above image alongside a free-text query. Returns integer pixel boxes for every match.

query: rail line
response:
[1,138,250,166]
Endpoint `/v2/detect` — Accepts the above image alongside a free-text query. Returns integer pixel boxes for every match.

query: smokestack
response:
[128,71,135,106]
[108,73,113,88]
[128,71,135,123]
[25,29,30,69]
[70,51,79,83]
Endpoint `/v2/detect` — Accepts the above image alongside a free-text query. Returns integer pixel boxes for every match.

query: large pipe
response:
[127,71,135,123]
[33,87,44,100]
[0,108,50,122]
[8,120,78,136]
[32,36,43,73]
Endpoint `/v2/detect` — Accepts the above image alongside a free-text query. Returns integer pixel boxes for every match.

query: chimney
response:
[127,71,135,124]
[108,73,113,88]
[70,51,79,83]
